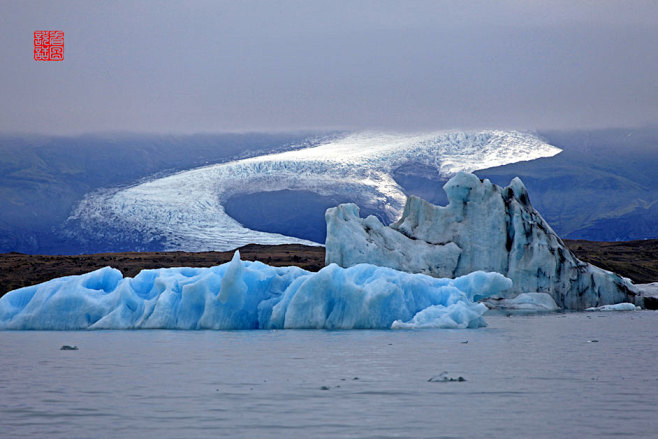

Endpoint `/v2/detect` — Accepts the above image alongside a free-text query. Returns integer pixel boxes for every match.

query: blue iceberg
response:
[0,252,512,330]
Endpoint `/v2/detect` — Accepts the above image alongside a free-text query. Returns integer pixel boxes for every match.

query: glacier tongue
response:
[0,252,512,330]
[68,130,560,252]
[325,172,639,310]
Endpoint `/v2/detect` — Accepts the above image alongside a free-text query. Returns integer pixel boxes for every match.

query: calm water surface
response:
[1,312,657,438]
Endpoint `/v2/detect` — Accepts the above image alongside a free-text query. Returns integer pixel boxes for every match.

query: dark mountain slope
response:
[476,127,658,240]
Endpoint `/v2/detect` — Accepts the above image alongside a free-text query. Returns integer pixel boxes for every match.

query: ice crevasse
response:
[0,252,512,330]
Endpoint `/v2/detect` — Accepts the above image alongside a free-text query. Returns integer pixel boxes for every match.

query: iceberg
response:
[326,172,639,310]
[0,252,512,330]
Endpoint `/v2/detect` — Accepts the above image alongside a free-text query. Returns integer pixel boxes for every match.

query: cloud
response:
[1,0,657,134]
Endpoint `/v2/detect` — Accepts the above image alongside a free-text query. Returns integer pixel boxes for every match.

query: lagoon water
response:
[1,312,657,438]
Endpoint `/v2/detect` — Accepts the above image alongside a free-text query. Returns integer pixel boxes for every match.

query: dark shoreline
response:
[1,240,657,298]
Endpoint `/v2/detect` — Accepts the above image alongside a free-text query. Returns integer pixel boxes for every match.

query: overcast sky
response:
[1,0,657,135]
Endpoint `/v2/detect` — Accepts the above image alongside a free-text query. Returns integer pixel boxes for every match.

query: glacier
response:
[0,251,512,330]
[68,130,561,251]
[326,172,639,310]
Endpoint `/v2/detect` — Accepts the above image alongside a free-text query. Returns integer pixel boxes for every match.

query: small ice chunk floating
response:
[0,252,511,330]
[585,303,639,312]
[482,293,559,314]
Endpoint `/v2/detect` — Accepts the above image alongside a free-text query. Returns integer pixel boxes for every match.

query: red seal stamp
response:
[34,31,64,61]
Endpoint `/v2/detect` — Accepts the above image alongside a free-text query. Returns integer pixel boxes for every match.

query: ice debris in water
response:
[428,372,466,382]
[585,303,639,312]
[0,251,512,330]
[482,293,559,314]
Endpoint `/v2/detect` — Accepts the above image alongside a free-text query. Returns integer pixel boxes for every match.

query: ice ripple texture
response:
[68,130,561,251]
[0,252,511,330]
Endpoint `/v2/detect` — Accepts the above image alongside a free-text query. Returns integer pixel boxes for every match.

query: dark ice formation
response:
[325,172,638,310]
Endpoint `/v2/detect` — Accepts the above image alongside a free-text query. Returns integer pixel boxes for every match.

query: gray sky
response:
[1,0,657,135]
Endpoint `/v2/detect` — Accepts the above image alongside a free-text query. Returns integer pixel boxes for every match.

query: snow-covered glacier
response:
[0,252,512,330]
[68,131,561,251]
[326,172,639,310]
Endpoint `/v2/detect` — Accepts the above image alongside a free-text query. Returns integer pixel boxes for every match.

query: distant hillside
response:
[476,127,658,241]
[565,239,658,284]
